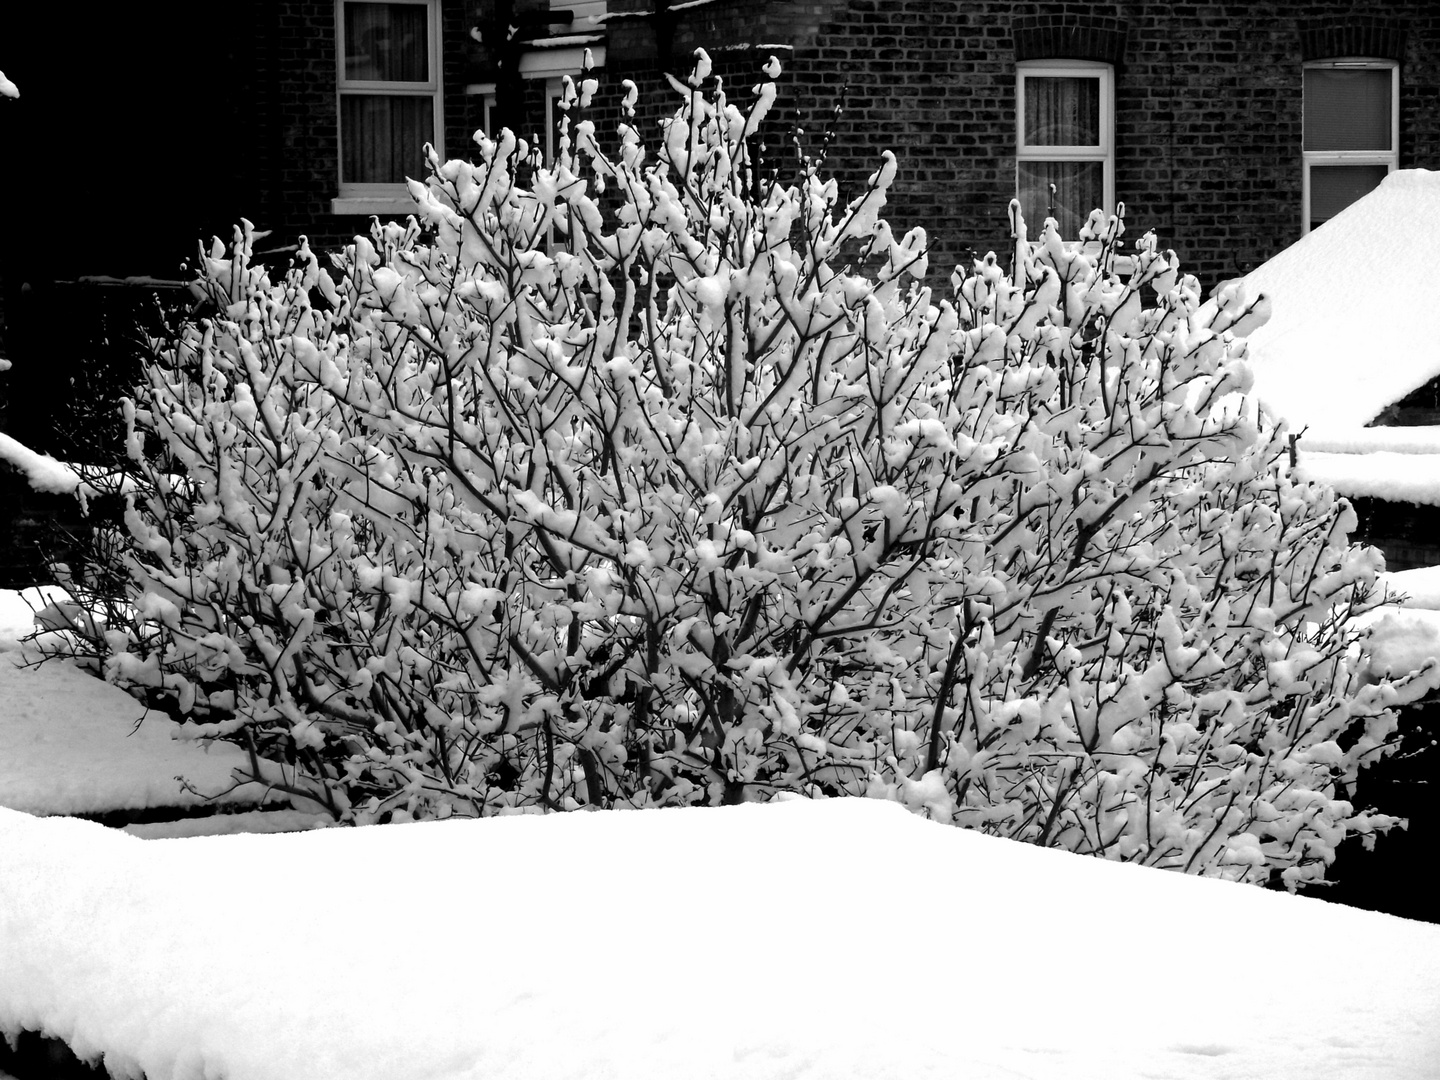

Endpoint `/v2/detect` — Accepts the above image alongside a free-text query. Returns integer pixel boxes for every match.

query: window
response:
[465,82,497,140]
[1303,60,1398,233]
[1016,61,1114,239]
[334,0,443,214]
[544,77,569,164]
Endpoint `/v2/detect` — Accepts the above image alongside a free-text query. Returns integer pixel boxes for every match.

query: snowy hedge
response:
[59,53,1439,888]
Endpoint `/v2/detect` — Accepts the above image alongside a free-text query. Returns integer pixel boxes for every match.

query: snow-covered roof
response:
[1295,448,1440,506]
[1224,169,1440,437]
[3,796,1440,1080]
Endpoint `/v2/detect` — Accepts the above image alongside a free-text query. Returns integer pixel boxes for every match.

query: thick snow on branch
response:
[0,432,83,494]
[0,433,138,498]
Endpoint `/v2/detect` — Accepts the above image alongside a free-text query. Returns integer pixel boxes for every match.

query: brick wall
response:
[769,0,1440,291]
[595,1,1440,292]
[245,0,482,255]
[228,0,1440,293]
[7,0,1440,333]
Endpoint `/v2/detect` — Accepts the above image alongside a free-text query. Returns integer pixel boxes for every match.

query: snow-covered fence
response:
[44,52,1440,888]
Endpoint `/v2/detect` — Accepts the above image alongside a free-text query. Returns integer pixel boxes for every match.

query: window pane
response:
[1309,164,1389,229]
[1024,77,1100,146]
[1017,160,1105,238]
[1304,68,1391,151]
[342,95,433,183]
[345,3,428,82]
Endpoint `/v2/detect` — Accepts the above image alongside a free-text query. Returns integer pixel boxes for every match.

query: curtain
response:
[344,2,428,83]
[1024,76,1100,147]
[1304,68,1391,152]
[1017,160,1104,238]
[342,95,433,184]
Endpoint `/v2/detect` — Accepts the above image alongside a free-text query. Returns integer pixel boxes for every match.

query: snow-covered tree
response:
[61,53,1438,887]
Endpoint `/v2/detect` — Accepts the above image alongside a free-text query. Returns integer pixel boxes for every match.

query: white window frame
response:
[1302,59,1399,235]
[465,82,497,140]
[1015,60,1115,236]
[333,0,444,215]
[466,44,602,155]
[522,44,602,163]
[543,76,567,165]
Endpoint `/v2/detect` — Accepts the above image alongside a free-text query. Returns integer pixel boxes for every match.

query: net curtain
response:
[342,3,431,185]
[1019,75,1104,238]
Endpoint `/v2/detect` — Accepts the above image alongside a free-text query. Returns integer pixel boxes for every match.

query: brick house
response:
[1,0,1438,452]
[2,0,1438,304]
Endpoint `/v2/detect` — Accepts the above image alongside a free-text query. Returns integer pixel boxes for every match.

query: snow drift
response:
[1,796,1438,1080]
[1230,168,1440,437]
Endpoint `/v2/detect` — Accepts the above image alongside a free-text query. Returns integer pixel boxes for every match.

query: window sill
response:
[330,196,417,217]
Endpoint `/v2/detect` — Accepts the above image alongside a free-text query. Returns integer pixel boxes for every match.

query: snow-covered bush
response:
[73,52,1438,887]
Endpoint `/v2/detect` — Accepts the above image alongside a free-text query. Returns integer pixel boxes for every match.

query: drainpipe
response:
[476,1,575,138]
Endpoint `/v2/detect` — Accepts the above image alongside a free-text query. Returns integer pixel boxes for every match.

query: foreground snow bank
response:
[3,798,1438,1080]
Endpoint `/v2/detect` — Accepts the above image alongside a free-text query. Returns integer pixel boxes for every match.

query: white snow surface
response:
[0,650,276,816]
[1215,169,1440,436]
[3,796,1440,1080]
[1359,606,1440,680]
[1,591,284,817]
[1296,449,1440,505]
[118,808,330,839]
[0,588,334,828]
[1301,426,1440,455]
[0,586,69,650]
[1386,564,1440,609]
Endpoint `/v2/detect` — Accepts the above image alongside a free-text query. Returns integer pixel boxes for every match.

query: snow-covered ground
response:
[4,796,1440,1080]
[0,589,323,829]
[1386,564,1440,609]
[0,648,277,819]
[1,586,1439,1079]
